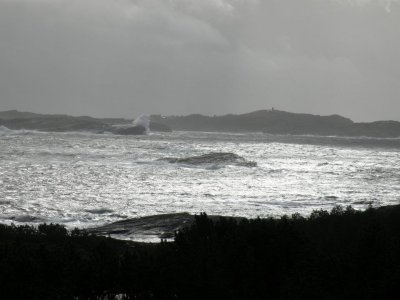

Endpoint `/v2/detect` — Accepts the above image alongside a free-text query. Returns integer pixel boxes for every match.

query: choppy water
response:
[1,128,399,233]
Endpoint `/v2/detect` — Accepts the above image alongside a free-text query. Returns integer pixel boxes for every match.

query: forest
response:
[1,204,399,299]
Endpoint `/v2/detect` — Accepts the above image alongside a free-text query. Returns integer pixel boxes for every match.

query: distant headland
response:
[151,109,400,138]
[0,110,171,135]
[1,109,400,137]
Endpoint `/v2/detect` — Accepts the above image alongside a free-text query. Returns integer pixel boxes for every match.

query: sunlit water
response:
[1,128,399,233]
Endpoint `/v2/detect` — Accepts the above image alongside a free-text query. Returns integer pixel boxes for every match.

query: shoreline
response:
[1,204,399,298]
[1,204,398,243]
[86,204,395,241]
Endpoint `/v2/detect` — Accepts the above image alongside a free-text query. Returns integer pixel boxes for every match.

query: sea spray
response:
[133,114,150,133]
[0,125,11,134]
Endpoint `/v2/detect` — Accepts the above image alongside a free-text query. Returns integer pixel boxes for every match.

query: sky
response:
[0,0,399,121]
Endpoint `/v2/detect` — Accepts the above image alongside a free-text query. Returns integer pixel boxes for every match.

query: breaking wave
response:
[159,152,257,168]
[9,215,46,223]
[0,125,12,135]
[0,126,45,136]
[133,114,150,134]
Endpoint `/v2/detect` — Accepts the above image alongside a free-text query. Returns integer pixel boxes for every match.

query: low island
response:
[1,109,400,137]
[151,109,400,138]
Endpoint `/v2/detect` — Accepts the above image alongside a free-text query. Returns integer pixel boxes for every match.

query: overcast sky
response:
[0,0,399,121]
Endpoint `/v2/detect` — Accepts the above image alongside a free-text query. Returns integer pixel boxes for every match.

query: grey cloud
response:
[0,0,399,121]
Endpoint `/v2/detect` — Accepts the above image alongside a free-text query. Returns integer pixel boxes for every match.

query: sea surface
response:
[1,127,400,238]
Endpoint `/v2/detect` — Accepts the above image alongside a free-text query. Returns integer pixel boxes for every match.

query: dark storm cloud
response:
[0,0,399,121]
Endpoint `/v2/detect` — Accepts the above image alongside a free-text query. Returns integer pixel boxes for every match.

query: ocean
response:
[1,127,399,238]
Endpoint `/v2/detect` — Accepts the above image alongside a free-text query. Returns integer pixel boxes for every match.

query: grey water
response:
[1,127,400,238]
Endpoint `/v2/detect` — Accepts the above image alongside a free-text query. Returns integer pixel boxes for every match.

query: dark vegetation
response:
[1,205,399,299]
[151,109,400,137]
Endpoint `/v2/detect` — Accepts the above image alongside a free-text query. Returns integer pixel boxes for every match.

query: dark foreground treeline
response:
[1,205,400,299]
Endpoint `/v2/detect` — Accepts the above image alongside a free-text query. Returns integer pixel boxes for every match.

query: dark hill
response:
[151,109,400,137]
[0,110,171,134]
[2,110,399,137]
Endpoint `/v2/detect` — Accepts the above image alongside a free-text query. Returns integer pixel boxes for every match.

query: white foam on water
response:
[0,125,13,135]
[0,130,399,240]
